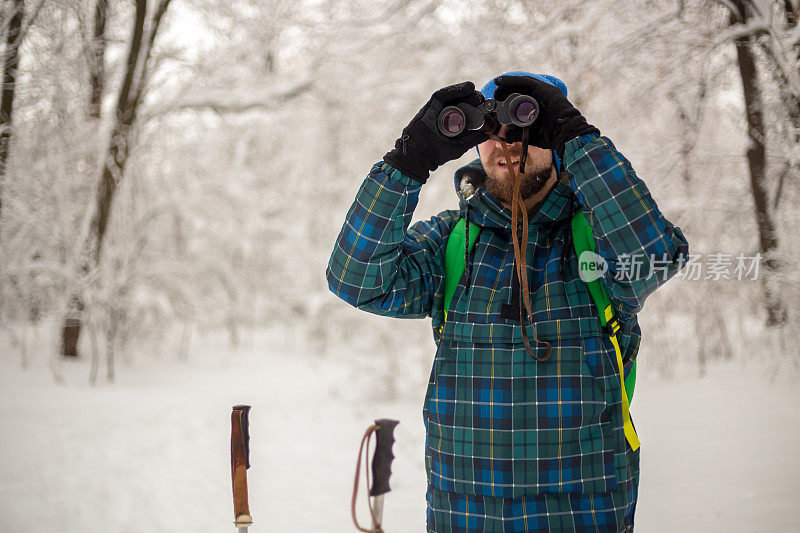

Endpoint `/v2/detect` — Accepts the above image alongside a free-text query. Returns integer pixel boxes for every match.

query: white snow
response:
[0,327,798,532]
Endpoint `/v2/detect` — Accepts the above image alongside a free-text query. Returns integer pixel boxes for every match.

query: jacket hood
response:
[454,159,577,231]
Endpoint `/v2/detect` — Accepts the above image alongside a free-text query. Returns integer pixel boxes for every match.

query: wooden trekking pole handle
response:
[231,405,253,528]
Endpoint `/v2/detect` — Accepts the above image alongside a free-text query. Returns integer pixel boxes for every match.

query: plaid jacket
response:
[327,133,689,499]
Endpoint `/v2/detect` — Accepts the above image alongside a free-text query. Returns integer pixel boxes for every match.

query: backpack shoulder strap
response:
[570,210,615,317]
[443,217,481,318]
[571,210,640,451]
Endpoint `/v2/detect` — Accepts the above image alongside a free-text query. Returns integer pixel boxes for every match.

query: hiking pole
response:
[351,419,399,533]
[370,419,399,528]
[231,405,253,533]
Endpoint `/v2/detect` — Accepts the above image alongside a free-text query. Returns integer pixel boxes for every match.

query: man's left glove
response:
[493,75,600,163]
[384,81,488,183]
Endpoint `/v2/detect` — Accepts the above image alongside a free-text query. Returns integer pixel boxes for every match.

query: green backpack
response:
[443,212,640,450]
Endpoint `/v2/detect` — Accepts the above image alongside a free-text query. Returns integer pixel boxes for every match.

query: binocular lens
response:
[436,93,538,137]
[512,99,537,126]
[439,107,466,136]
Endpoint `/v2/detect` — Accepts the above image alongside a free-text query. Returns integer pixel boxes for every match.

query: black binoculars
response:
[437,93,539,138]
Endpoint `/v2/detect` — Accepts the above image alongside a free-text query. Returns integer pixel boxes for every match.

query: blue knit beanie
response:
[478,71,567,174]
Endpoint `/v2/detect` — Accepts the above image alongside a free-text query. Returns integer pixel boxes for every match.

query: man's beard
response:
[483,156,554,206]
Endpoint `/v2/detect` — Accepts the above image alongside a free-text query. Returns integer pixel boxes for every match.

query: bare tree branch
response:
[147,79,315,116]
[89,0,107,119]
[131,0,173,108]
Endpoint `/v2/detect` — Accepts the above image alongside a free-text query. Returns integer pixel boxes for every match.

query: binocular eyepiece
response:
[438,93,539,138]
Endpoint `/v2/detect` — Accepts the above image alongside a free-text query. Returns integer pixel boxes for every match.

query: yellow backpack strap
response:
[603,305,640,451]
[572,211,640,451]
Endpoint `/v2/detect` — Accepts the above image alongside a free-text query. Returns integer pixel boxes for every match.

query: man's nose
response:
[493,125,516,148]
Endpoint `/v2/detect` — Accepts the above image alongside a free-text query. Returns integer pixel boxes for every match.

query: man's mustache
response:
[494,152,523,165]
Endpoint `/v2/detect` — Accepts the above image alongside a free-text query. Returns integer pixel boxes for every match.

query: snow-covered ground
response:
[1,326,798,532]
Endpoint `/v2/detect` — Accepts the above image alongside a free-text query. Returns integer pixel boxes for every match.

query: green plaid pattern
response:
[327,133,688,506]
[426,439,638,532]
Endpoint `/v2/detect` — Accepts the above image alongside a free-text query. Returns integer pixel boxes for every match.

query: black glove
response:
[384,82,488,183]
[493,75,600,163]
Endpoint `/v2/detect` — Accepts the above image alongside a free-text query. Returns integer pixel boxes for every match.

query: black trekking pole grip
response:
[369,419,399,497]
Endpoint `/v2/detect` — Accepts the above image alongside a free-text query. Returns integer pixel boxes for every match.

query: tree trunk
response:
[89,0,107,119]
[60,0,172,357]
[765,0,800,209]
[731,2,788,326]
[60,312,83,358]
[61,0,109,357]
[0,0,24,220]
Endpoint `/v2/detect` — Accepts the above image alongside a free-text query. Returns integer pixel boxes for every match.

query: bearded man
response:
[327,72,689,532]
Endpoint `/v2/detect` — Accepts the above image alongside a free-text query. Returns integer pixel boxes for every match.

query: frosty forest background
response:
[1,0,799,531]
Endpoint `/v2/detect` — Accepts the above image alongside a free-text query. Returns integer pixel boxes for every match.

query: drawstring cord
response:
[560,192,577,276]
[494,132,552,362]
[464,204,472,288]
[351,424,383,533]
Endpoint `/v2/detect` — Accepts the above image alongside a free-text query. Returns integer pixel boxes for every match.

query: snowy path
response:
[0,330,798,532]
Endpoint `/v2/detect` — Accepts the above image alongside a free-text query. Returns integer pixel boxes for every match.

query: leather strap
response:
[351,424,383,533]
[497,137,551,362]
